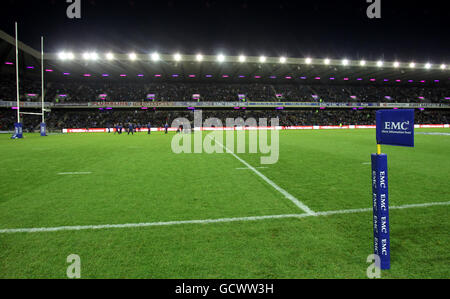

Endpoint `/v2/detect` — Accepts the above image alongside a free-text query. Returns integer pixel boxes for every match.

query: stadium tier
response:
[0,75,449,103]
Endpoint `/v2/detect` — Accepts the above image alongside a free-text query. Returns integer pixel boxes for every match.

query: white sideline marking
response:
[236,167,269,170]
[362,162,371,165]
[0,201,448,234]
[207,136,316,216]
[58,172,92,175]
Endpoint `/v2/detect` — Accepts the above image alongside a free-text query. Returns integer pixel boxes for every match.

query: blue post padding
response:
[40,123,47,137]
[11,123,23,139]
[376,109,414,147]
[371,154,391,270]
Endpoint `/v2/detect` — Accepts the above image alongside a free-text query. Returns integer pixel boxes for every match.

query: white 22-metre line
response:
[207,136,316,216]
[1,201,448,234]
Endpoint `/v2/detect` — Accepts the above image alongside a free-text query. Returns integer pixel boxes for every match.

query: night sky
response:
[0,0,448,62]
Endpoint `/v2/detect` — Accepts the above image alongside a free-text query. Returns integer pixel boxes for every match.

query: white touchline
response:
[0,201,448,234]
[236,167,269,170]
[207,136,316,216]
[58,172,92,175]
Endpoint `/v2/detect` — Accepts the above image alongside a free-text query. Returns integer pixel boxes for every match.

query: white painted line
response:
[315,201,450,216]
[58,172,92,175]
[207,135,316,216]
[0,215,305,234]
[362,162,371,165]
[0,201,448,234]
[236,167,269,170]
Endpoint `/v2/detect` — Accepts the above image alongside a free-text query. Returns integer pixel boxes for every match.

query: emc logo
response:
[384,121,410,130]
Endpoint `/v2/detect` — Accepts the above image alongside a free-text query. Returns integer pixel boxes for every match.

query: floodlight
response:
[151,53,160,61]
[82,52,91,60]
[324,58,330,65]
[377,60,384,67]
[409,62,416,68]
[217,54,225,62]
[106,53,115,60]
[196,54,203,62]
[259,56,267,63]
[129,53,137,61]
[440,64,446,70]
[425,63,432,69]
[393,61,400,68]
[173,53,182,61]
[90,52,98,61]
[279,57,287,64]
[305,58,312,64]
[342,59,349,66]
[58,52,67,60]
[360,60,366,66]
[239,55,246,63]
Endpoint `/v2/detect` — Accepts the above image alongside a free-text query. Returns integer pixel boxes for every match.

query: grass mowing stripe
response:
[57,172,92,175]
[1,201,448,234]
[207,135,316,216]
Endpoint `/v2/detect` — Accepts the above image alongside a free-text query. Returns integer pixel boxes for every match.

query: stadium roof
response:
[1,30,448,86]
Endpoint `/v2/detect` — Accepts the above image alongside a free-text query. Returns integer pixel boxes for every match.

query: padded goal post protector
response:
[11,123,23,139]
[376,109,415,147]
[371,109,415,270]
[40,123,47,137]
[371,154,391,270]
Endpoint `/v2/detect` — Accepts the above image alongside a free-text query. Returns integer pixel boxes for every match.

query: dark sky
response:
[0,0,449,62]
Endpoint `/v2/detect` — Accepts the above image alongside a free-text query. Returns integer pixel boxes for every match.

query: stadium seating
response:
[0,75,448,103]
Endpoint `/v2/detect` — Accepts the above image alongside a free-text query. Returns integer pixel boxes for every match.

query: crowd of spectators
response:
[0,76,448,103]
[1,108,449,132]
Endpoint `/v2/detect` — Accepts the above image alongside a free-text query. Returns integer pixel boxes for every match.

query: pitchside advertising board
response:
[372,109,415,270]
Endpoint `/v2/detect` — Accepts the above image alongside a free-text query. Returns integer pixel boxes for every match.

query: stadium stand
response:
[0,75,449,103]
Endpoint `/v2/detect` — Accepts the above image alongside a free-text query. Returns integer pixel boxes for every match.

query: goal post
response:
[11,22,23,139]
[11,26,47,138]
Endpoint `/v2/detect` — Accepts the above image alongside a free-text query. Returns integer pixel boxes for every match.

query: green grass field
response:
[0,128,449,279]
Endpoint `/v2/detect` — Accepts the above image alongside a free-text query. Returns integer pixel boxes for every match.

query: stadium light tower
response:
[279,57,287,64]
[217,54,225,63]
[409,62,416,68]
[377,60,384,67]
[196,54,203,62]
[239,55,246,63]
[342,59,349,66]
[441,64,447,70]
[305,57,312,64]
[324,58,330,65]
[425,63,432,69]
[393,61,400,68]
[360,60,366,66]
[106,53,115,60]
[259,56,267,63]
